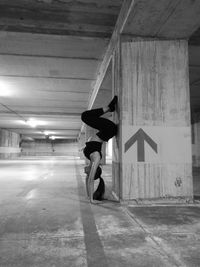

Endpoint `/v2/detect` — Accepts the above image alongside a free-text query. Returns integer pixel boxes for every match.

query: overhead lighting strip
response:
[0,102,58,139]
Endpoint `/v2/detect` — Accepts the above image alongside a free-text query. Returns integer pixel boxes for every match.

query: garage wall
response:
[0,129,21,159]
[21,139,79,157]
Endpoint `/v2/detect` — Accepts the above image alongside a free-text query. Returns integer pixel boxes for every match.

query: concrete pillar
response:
[101,142,106,165]
[191,111,200,198]
[107,139,112,158]
[0,129,21,159]
[192,112,200,167]
[113,38,193,202]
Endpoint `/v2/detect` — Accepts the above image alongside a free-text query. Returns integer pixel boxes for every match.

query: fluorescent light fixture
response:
[19,120,27,125]
[0,81,11,97]
[26,118,38,128]
[44,131,56,136]
[44,131,50,136]
[50,136,56,140]
[26,118,47,128]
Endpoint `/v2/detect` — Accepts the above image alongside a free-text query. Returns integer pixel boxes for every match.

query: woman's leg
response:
[81,96,118,141]
[81,108,105,130]
[87,152,101,204]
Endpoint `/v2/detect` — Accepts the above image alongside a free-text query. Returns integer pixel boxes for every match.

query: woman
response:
[84,165,105,201]
[81,96,118,204]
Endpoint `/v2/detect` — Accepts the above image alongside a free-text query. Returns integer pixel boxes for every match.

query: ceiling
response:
[0,0,199,141]
[0,0,122,140]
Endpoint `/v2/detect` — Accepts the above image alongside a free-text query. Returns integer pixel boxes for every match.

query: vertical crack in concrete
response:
[74,159,108,267]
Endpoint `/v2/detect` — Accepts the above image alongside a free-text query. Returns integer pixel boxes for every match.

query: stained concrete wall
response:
[21,139,78,156]
[112,38,193,201]
[0,129,21,159]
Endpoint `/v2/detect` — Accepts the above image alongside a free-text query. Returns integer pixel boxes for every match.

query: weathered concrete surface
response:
[113,39,193,201]
[0,129,20,159]
[127,205,200,267]
[0,157,87,267]
[0,156,200,267]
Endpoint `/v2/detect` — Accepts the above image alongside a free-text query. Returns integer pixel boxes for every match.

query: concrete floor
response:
[0,156,200,267]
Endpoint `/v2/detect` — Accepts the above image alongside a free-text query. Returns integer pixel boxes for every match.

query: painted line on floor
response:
[74,160,109,267]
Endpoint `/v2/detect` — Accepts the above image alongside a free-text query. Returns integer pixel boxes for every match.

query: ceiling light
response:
[26,118,38,128]
[44,131,55,136]
[26,118,47,128]
[44,131,50,136]
[50,136,56,140]
[0,81,11,97]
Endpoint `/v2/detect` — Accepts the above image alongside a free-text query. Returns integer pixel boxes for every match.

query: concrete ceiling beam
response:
[88,0,200,110]
[88,0,135,110]
[122,0,200,39]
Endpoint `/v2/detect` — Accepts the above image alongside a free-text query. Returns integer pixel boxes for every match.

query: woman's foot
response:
[108,95,118,112]
[90,199,102,205]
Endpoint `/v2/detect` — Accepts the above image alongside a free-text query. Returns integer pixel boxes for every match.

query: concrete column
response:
[106,139,112,158]
[0,129,21,159]
[113,38,193,202]
[192,112,200,167]
[101,142,106,165]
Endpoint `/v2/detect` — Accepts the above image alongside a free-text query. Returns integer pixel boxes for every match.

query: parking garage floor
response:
[0,156,200,267]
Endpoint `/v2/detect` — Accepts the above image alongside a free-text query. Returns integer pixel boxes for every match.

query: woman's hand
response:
[90,199,102,205]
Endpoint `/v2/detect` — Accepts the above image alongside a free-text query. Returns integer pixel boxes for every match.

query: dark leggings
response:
[81,108,117,142]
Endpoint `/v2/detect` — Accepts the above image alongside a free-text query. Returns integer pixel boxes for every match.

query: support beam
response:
[112,38,193,202]
[88,0,200,110]
[122,0,200,38]
[0,129,21,159]
[82,0,200,138]
[88,0,135,109]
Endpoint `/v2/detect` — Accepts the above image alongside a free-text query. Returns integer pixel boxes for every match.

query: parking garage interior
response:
[0,1,200,266]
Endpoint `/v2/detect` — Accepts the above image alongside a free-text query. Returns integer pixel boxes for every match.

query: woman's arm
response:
[84,175,89,197]
[88,151,101,204]
[84,165,91,197]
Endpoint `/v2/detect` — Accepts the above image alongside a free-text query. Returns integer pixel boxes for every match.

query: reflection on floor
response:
[0,156,199,267]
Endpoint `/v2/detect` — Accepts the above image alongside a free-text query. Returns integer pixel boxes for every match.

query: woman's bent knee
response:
[81,111,89,123]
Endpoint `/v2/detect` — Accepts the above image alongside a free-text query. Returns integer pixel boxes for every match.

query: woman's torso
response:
[83,140,102,160]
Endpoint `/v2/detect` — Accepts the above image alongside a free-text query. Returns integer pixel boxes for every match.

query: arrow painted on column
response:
[124,128,157,162]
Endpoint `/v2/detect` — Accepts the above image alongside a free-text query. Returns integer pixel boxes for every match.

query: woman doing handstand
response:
[81,96,118,204]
